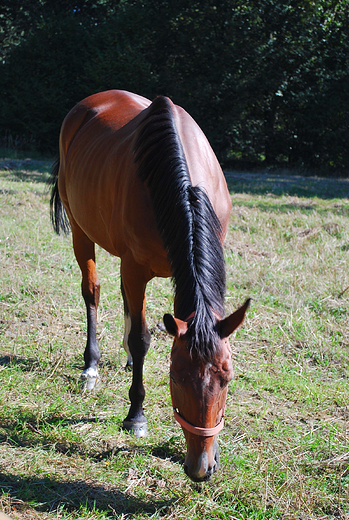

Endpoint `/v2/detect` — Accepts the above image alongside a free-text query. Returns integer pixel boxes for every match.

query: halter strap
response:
[173,407,225,437]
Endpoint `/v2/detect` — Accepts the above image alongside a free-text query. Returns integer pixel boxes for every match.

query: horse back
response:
[57,90,231,276]
[59,90,150,155]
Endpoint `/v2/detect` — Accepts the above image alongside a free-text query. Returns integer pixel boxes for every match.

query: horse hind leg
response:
[72,226,101,389]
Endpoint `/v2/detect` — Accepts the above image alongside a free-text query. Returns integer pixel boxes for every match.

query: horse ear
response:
[217,298,251,339]
[163,314,188,337]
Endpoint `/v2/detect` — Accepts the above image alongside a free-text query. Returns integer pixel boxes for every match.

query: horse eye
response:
[211,366,231,387]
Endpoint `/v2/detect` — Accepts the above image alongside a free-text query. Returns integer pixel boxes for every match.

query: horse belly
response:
[120,192,172,277]
[62,146,171,276]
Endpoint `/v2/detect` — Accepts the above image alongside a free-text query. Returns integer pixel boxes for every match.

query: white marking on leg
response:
[123,313,133,366]
[81,367,99,379]
[81,366,99,390]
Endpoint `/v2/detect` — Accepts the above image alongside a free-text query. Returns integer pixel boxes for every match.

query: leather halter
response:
[173,407,225,437]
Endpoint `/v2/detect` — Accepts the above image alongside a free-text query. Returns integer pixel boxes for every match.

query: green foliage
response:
[0,0,348,168]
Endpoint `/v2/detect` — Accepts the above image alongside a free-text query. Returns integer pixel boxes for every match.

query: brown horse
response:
[50,90,249,482]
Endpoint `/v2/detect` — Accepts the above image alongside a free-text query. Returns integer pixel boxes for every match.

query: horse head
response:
[164,299,250,482]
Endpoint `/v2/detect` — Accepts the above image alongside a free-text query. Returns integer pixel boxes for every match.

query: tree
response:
[0,0,348,169]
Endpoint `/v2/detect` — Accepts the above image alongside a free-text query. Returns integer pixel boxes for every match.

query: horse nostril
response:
[184,463,212,482]
[214,447,220,472]
[206,466,214,479]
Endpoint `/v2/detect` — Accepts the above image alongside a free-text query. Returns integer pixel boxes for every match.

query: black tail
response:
[49,158,70,235]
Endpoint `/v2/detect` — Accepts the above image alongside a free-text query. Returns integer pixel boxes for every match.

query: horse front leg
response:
[72,226,101,389]
[120,257,151,437]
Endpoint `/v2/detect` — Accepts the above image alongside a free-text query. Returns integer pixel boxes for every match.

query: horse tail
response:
[49,157,70,235]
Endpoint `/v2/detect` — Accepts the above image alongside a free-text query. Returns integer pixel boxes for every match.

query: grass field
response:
[1,158,349,519]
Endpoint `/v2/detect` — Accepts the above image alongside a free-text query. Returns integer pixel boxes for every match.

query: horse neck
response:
[134,96,225,358]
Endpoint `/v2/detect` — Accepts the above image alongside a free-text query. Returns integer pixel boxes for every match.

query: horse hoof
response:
[81,367,100,391]
[122,419,148,438]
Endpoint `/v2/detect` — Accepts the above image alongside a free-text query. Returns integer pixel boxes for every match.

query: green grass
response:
[1,161,349,519]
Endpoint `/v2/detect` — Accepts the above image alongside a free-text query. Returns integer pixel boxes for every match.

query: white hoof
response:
[81,367,100,390]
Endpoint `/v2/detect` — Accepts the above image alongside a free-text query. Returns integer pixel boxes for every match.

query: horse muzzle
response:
[184,438,220,482]
[172,407,225,481]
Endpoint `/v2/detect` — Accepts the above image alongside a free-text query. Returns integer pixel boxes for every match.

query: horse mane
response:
[134,96,226,360]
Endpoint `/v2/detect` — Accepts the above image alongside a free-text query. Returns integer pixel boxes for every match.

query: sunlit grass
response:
[1,162,349,519]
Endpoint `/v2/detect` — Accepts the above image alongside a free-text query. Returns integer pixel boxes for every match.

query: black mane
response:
[134,96,226,360]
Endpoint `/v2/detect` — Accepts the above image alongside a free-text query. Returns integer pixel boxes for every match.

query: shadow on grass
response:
[0,422,180,516]
[0,414,106,460]
[151,441,185,465]
[230,200,349,216]
[0,158,52,184]
[0,471,173,517]
[0,355,41,372]
[225,171,349,200]
[2,157,349,200]
[0,412,185,467]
